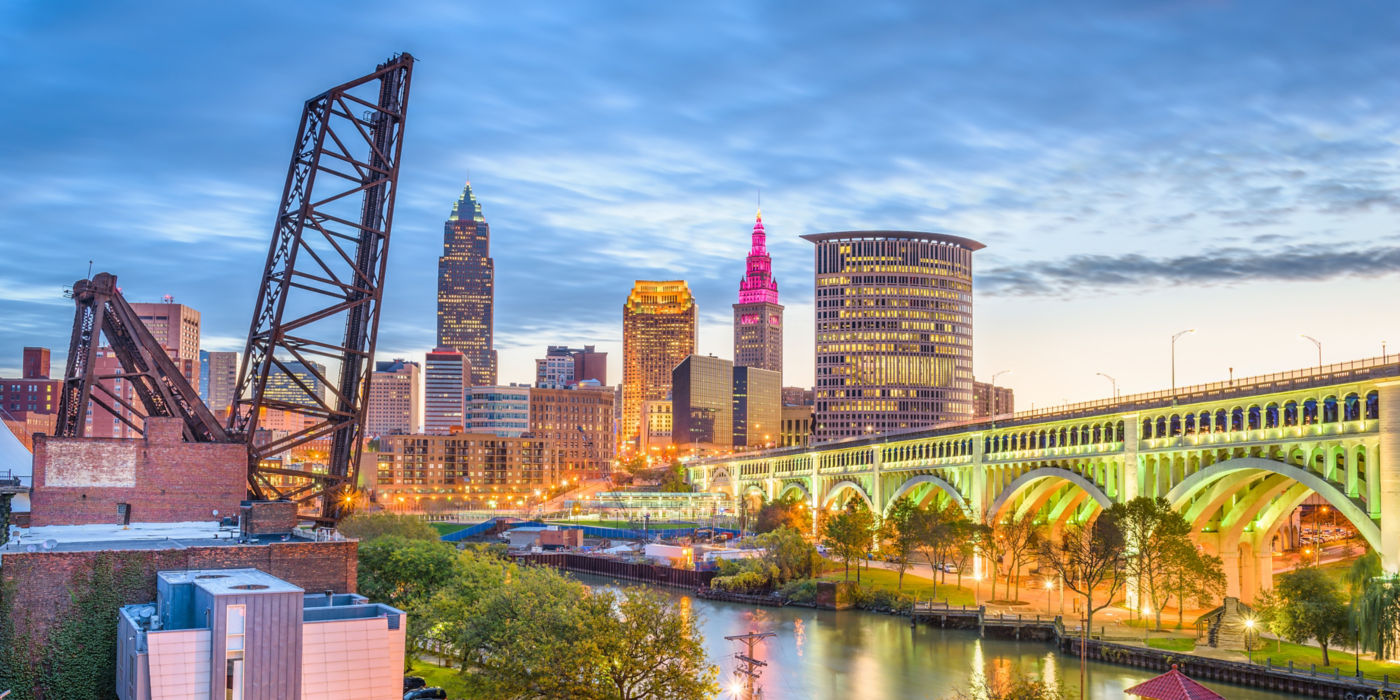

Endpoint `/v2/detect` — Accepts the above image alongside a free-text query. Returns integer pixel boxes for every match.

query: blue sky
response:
[2,1,1398,408]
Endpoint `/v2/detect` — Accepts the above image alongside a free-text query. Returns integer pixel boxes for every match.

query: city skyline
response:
[2,3,1398,411]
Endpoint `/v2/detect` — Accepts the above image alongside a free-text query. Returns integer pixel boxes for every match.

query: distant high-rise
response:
[672,355,734,450]
[465,384,531,437]
[535,345,608,388]
[262,360,329,408]
[367,359,422,437]
[732,365,781,449]
[621,281,696,447]
[424,348,471,435]
[733,211,783,381]
[973,380,1015,418]
[437,182,497,386]
[205,351,239,415]
[89,300,201,438]
[804,231,983,441]
[22,347,50,380]
[529,383,615,479]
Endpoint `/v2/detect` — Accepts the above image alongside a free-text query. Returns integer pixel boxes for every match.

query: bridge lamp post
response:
[1244,617,1256,664]
[1300,334,1322,371]
[1170,329,1195,404]
[991,370,1012,420]
[1095,372,1118,401]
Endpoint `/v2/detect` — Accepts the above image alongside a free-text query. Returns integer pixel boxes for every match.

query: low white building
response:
[117,568,405,700]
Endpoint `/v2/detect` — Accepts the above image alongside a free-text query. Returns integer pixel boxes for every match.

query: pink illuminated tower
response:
[732,210,783,381]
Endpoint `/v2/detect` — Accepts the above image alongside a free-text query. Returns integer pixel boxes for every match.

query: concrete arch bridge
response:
[687,357,1400,601]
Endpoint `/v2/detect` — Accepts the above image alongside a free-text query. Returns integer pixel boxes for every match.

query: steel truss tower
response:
[54,272,229,443]
[229,54,414,519]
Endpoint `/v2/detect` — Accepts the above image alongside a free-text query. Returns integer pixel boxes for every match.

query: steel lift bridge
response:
[53,54,414,523]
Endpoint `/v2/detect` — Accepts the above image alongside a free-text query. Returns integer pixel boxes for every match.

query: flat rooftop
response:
[0,520,312,558]
[161,568,303,596]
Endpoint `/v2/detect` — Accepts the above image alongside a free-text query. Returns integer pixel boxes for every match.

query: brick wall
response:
[0,540,357,663]
[241,500,298,536]
[29,417,247,526]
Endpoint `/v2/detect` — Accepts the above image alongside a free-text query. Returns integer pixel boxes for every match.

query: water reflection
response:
[581,576,1292,700]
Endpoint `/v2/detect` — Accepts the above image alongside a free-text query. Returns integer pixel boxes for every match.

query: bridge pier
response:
[1380,381,1400,572]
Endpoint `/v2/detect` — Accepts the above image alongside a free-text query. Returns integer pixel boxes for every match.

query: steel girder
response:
[54,272,229,443]
[229,54,413,521]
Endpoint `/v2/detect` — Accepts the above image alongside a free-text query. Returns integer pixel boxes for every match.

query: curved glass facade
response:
[802,231,983,442]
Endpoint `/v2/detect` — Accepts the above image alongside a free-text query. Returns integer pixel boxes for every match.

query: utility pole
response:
[725,632,776,699]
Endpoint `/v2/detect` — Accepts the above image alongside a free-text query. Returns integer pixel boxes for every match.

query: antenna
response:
[86,260,93,279]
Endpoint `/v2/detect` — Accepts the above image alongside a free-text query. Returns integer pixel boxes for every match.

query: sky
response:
[1,1,1398,410]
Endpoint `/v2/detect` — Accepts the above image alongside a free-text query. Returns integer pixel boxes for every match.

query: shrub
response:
[778,579,818,604]
[712,571,769,594]
[853,587,914,614]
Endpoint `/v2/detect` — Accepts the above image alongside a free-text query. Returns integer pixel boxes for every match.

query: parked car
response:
[405,688,447,700]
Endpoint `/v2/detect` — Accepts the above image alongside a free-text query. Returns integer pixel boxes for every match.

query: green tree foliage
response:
[947,676,1062,700]
[1165,540,1225,630]
[752,493,811,534]
[995,514,1042,603]
[1268,566,1350,666]
[1349,552,1400,661]
[1037,507,1128,634]
[1117,496,1201,630]
[357,535,463,660]
[338,512,442,541]
[751,526,821,582]
[656,463,693,493]
[880,496,925,590]
[433,564,717,700]
[821,500,879,583]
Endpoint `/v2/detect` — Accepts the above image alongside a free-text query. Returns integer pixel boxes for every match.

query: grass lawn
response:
[431,522,469,536]
[1252,639,1400,682]
[1146,637,1197,652]
[818,567,978,606]
[408,659,471,697]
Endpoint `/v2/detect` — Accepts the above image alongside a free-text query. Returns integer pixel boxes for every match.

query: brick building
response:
[29,417,247,526]
[528,383,615,480]
[365,358,422,437]
[90,301,202,438]
[376,433,562,512]
[0,347,61,441]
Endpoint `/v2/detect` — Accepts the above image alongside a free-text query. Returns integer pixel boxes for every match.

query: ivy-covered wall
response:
[0,551,147,700]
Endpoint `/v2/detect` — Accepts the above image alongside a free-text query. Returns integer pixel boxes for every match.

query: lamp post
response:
[1300,334,1322,372]
[1171,329,1195,404]
[990,369,1012,419]
[1244,618,1256,664]
[1095,372,1118,401]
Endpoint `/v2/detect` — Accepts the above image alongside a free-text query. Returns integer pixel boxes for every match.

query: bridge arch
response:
[777,481,812,504]
[884,474,970,517]
[1164,457,1380,553]
[987,468,1113,524]
[822,480,875,510]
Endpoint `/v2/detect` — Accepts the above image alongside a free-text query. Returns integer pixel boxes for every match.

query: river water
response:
[581,575,1291,699]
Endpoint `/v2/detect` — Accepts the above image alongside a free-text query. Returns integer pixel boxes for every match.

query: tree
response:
[996,514,1043,603]
[880,496,926,590]
[357,536,467,663]
[1348,552,1400,661]
[751,526,821,583]
[947,676,1062,700]
[589,587,719,700]
[1269,566,1350,666]
[1037,507,1127,634]
[821,500,878,583]
[1116,497,1196,630]
[1165,541,1225,629]
[656,463,693,493]
[338,512,441,541]
[753,494,810,534]
[947,519,987,593]
[977,517,1009,602]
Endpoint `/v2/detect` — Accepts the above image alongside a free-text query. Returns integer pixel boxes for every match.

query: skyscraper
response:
[204,351,238,415]
[621,281,696,448]
[732,365,781,449]
[424,348,470,435]
[366,359,422,437]
[803,231,983,442]
[732,210,783,381]
[528,383,615,479]
[671,355,734,450]
[464,384,531,437]
[437,182,497,386]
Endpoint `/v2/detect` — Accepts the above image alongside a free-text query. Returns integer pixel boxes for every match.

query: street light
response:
[1095,372,1118,401]
[1171,329,1195,404]
[1300,334,1322,371]
[1244,618,1256,663]
[991,369,1012,419]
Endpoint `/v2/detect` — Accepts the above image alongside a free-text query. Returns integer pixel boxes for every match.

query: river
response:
[582,575,1292,699]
